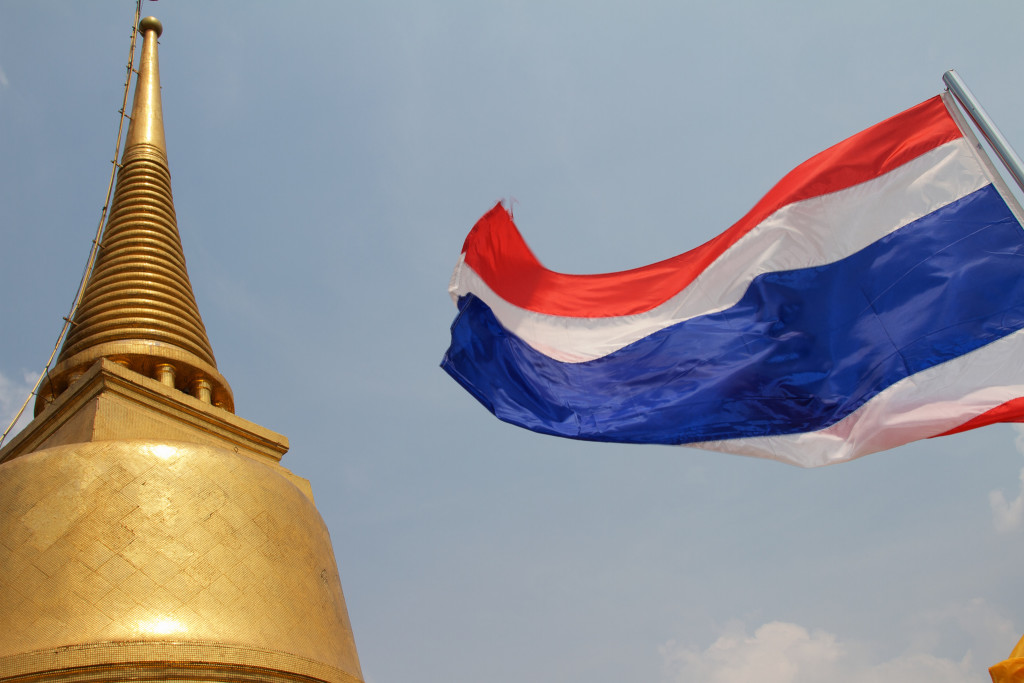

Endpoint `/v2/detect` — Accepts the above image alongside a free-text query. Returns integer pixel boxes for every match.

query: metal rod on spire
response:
[943,69,1024,195]
[0,0,144,448]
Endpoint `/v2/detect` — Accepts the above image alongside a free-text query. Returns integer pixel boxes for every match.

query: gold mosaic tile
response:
[0,640,364,682]
[0,439,362,682]
[0,17,362,683]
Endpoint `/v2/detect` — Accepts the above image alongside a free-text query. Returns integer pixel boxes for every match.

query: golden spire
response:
[38,17,233,414]
[1,17,364,682]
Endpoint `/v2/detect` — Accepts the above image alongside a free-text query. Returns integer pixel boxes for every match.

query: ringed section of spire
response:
[35,17,233,415]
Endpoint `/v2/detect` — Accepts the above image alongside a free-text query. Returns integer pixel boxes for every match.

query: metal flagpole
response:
[946,73,1024,683]
[943,69,1024,195]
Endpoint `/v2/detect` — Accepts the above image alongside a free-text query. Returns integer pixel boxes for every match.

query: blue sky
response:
[3,2,1024,682]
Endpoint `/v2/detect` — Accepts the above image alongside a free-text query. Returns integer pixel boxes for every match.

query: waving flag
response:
[441,94,1024,467]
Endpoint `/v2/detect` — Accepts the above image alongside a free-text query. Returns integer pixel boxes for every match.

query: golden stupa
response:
[0,17,363,683]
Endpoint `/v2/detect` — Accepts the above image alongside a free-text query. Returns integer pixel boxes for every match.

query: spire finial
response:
[124,16,166,153]
[37,16,234,415]
[139,16,163,37]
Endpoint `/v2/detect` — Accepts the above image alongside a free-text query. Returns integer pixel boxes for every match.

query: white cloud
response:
[660,619,987,683]
[661,622,845,683]
[0,65,8,88]
[0,369,37,443]
[990,425,1024,533]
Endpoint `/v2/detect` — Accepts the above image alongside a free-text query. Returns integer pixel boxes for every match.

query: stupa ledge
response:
[0,17,363,680]
[3,358,289,469]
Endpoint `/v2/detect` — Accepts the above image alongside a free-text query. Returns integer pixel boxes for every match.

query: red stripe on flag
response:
[463,96,962,318]
[933,398,1024,438]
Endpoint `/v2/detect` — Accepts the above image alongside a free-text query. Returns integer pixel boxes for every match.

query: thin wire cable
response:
[1,1,143,449]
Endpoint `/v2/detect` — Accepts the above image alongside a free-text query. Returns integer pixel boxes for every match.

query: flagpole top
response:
[139,16,162,37]
[943,68,1024,196]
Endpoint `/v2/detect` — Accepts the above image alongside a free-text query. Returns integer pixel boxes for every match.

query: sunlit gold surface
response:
[37,17,232,414]
[0,438,362,681]
[125,18,165,152]
[5,15,364,683]
[0,641,363,682]
[3,360,290,471]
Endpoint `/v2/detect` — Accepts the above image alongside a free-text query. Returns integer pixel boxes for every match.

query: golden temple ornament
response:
[38,16,232,414]
[0,17,364,683]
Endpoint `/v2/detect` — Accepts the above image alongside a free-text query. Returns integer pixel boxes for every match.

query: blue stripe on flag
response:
[442,185,1024,444]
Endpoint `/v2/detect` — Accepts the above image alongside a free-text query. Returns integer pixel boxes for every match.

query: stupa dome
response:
[0,439,362,682]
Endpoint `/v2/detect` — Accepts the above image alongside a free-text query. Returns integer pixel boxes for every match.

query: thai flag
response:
[442,95,1024,467]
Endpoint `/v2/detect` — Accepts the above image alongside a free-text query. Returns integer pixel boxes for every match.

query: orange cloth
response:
[990,635,1024,682]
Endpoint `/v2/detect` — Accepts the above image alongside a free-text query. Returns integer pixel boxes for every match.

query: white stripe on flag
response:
[693,327,1024,467]
[451,139,991,363]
